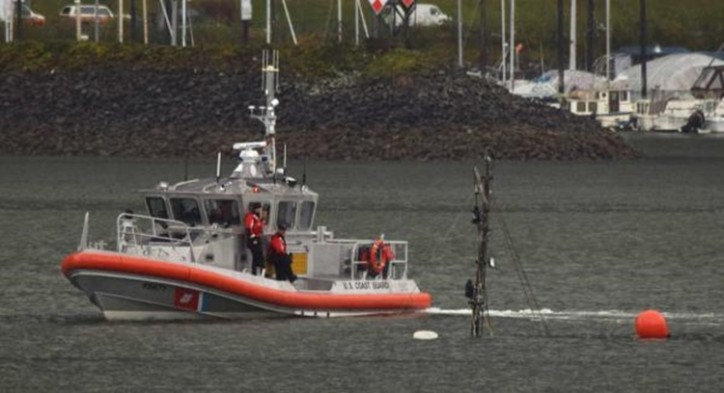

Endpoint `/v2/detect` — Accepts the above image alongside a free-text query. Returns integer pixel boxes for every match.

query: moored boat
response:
[703,99,724,133]
[565,87,634,129]
[61,51,431,320]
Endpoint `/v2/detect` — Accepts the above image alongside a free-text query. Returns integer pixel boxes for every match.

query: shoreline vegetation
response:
[0,43,639,160]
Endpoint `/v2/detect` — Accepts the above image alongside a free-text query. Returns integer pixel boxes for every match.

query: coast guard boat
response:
[61,51,431,320]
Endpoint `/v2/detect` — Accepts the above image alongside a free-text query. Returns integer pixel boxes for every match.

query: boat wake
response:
[423,307,723,323]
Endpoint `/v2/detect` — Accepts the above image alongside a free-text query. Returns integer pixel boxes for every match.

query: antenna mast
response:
[468,155,493,338]
[249,49,280,175]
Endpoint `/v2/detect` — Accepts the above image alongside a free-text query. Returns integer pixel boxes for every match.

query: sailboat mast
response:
[509,0,515,91]
[501,0,506,84]
[569,0,576,70]
[606,0,611,80]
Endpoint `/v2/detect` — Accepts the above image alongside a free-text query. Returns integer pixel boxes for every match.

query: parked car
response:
[384,3,450,27]
[22,3,46,26]
[0,0,45,26]
[59,4,116,24]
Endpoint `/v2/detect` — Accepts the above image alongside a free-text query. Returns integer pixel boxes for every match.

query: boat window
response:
[170,198,202,226]
[298,201,315,230]
[205,199,241,226]
[589,102,598,114]
[576,102,586,113]
[277,201,297,229]
[146,197,169,219]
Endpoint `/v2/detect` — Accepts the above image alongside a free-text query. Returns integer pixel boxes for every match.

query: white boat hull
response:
[704,118,724,133]
[652,115,686,132]
[63,250,431,321]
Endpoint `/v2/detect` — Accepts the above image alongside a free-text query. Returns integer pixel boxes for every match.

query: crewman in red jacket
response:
[244,203,265,275]
[267,224,297,283]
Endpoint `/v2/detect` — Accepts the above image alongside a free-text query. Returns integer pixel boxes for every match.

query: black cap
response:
[277,223,287,231]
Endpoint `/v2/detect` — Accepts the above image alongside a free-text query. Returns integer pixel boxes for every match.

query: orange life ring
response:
[368,240,394,275]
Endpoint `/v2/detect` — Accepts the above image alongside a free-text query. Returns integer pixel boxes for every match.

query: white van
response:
[59,4,129,23]
[385,3,450,27]
[59,4,116,24]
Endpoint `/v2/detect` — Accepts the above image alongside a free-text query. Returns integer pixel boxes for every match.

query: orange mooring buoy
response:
[635,310,670,339]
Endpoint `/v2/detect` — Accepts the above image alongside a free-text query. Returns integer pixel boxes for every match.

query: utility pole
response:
[119,0,124,43]
[241,0,251,45]
[75,0,81,41]
[337,0,342,43]
[266,0,271,44]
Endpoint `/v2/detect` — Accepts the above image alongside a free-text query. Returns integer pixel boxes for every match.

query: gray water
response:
[1,133,723,392]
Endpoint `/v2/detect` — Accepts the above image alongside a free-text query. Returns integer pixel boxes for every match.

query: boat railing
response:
[116,213,201,262]
[348,240,408,280]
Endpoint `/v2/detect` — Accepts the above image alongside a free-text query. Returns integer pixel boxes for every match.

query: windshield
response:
[146,197,169,219]
[205,199,241,226]
[298,201,315,230]
[277,201,297,229]
[170,198,202,226]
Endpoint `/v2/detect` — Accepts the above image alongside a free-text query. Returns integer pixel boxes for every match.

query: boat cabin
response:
[141,176,318,233]
[566,89,632,116]
[565,89,634,128]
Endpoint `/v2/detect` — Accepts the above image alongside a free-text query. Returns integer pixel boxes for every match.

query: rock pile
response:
[0,66,637,160]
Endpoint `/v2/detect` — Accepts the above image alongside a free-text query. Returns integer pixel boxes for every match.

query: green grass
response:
[8,0,724,74]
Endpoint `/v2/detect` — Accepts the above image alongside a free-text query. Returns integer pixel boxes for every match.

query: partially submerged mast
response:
[467,155,493,338]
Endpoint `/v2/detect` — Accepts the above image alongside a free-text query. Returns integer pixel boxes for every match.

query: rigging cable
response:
[494,201,550,337]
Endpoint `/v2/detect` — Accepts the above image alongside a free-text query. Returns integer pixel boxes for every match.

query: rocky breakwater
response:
[0,66,638,160]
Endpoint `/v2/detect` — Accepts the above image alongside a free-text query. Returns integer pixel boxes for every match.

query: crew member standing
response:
[267,224,297,283]
[244,203,265,275]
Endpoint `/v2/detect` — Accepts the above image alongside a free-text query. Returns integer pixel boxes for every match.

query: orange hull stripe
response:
[62,251,432,311]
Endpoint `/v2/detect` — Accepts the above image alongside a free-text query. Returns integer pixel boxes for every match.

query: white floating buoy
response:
[413,330,439,340]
